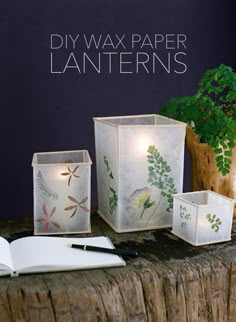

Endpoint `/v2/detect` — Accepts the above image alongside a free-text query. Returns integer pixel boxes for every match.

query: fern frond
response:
[36,171,59,200]
[147,145,177,211]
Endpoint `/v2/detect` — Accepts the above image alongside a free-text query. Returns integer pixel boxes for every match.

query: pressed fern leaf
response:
[147,145,177,211]
[36,171,59,200]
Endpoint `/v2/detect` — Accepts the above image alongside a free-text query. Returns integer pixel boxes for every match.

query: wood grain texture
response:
[186,127,236,217]
[0,215,236,322]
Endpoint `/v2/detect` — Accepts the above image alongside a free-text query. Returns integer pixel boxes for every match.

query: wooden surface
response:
[1,213,236,322]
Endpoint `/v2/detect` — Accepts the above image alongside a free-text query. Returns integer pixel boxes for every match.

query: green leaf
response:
[159,64,236,176]
[214,148,222,154]
[224,150,232,157]
[216,155,223,162]
[147,144,177,210]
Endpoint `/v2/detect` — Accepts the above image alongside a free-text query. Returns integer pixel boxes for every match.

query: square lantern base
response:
[97,210,171,233]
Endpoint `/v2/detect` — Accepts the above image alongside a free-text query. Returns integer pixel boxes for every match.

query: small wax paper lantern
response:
[172,190,234,246]
[32,150,92,235]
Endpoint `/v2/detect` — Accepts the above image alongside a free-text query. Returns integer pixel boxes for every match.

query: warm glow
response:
[136,134,152,156]
[51,167,69,181]
[198,216,209,230]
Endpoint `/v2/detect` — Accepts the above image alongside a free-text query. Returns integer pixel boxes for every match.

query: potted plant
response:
[160,64,236,215]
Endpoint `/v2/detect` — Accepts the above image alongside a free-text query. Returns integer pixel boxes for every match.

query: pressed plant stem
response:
[140,208,146,219]
[146,195,163,225]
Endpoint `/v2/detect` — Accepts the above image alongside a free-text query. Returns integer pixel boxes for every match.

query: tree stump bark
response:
[186,127,236,217]
[0,214,236,321]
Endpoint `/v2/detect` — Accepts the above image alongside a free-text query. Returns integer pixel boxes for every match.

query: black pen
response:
[67,243,138,257]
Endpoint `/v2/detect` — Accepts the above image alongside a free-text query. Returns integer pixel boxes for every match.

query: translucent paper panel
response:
[32,150,92,235]
[94,121,119,229]
[172,197,198,244]
[118,125,185,230]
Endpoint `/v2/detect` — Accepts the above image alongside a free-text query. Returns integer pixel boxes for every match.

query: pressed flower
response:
[129,187,155,218]
[60,165,80,186]
[129,187,151,208]
[65,195,89,218]
[36,203,60,233]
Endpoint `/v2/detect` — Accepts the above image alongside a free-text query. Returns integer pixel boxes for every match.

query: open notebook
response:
[0,236,126,277]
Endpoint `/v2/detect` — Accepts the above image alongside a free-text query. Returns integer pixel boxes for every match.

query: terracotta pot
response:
[186,127,236,217]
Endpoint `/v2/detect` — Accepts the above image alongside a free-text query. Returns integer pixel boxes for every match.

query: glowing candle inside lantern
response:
[94,114,186,232]
[135,134,152,157]
[197,213,209,232]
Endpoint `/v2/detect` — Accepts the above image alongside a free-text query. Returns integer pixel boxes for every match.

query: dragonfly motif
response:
[36,203,60,233]
[65,195,89,218]
[60,166,80,186]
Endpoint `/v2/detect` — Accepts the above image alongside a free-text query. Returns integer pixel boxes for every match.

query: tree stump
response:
[0,213,236,321]
[186,127,236,217]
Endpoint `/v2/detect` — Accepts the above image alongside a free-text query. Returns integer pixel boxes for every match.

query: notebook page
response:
[10,236,125,273]
[0,237,14,273]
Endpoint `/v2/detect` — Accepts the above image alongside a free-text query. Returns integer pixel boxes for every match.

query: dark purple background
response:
[1,1,235,219]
